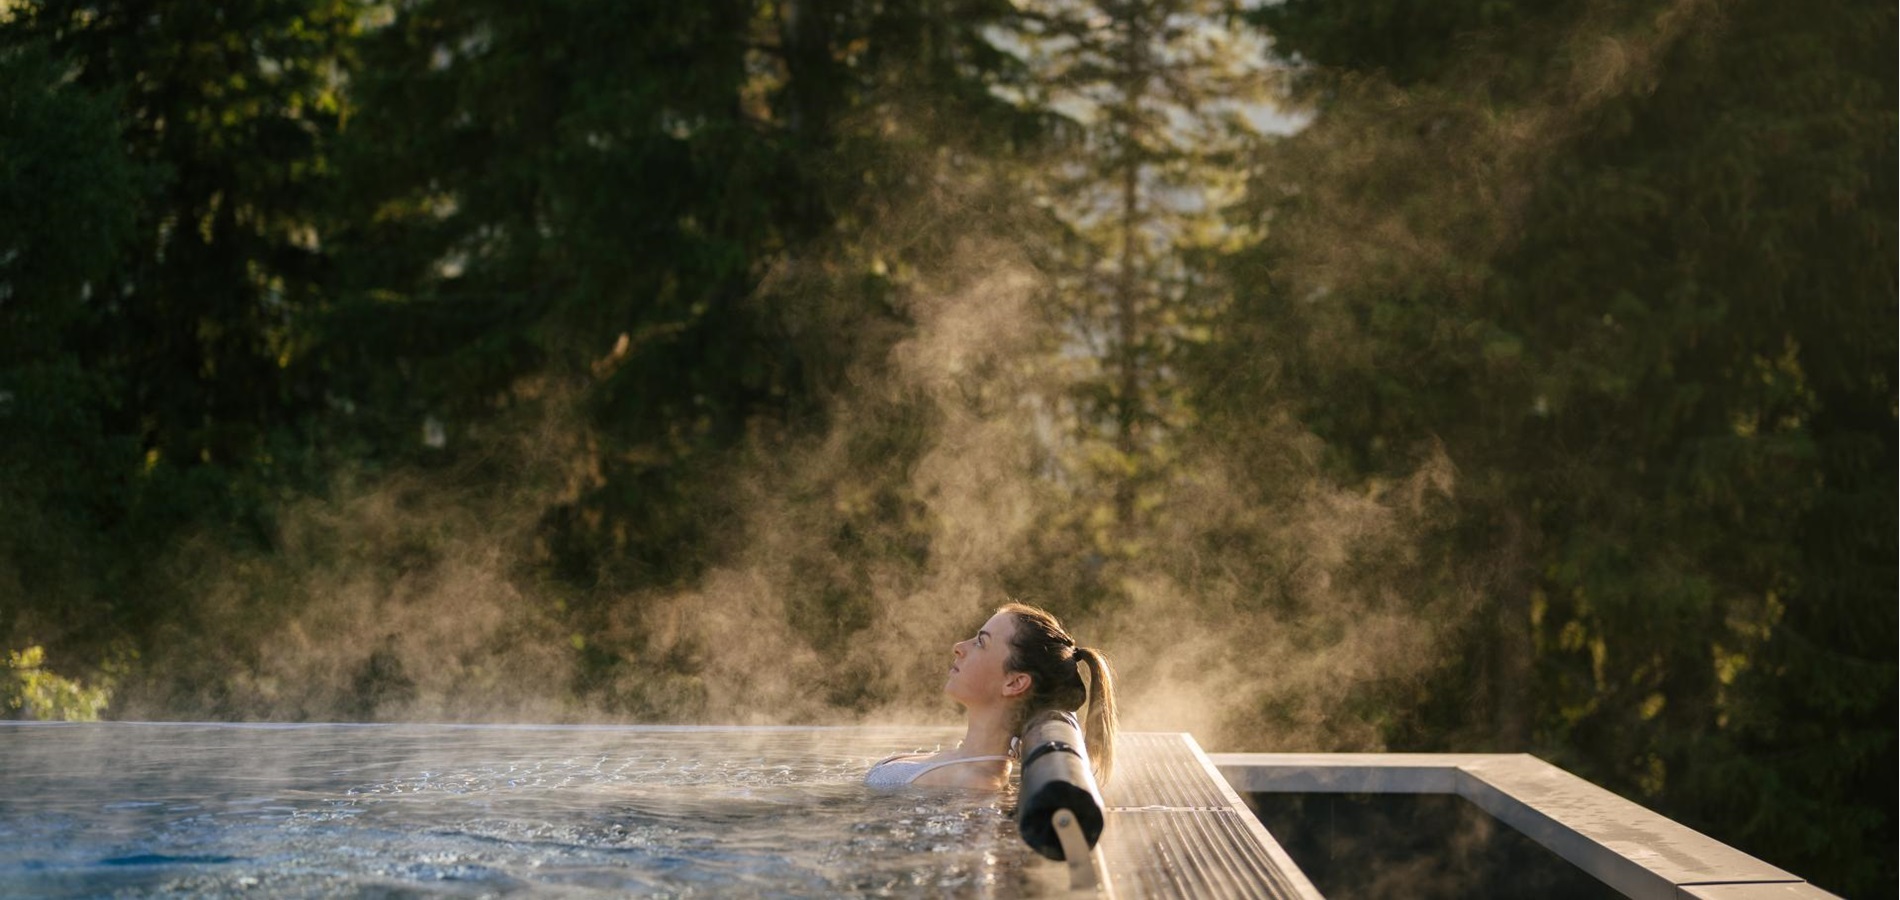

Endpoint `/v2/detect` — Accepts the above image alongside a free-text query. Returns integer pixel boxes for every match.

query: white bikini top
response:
[863,753,1011,788]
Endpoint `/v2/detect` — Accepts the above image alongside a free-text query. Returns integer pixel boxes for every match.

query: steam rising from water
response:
[113,222,1455,752]
[111,2,1713,753]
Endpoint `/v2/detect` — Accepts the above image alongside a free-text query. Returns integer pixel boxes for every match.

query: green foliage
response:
[3,646,112,721]
[992,0,1279,582]
[1218,0,1896,894]
[1252,0,1562,88]
[0,37,146,643]
[0,0,1889,891]
[3,0,1045,721]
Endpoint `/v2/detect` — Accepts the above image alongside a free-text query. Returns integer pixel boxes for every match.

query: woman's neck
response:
[956,703,1018,758]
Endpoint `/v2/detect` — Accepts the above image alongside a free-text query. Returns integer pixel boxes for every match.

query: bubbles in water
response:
[0,723,1037,898]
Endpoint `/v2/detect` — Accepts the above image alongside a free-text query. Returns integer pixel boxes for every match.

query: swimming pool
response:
[0,722,1033,897]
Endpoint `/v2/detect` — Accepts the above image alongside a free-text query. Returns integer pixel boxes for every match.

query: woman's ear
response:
[1002,671,1031,699]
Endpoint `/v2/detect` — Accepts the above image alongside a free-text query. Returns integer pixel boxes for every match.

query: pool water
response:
[0,722,1032,898]
[1246,792,1621,900]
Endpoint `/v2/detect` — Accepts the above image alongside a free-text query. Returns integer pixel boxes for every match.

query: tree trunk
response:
[1113,10,1147,528]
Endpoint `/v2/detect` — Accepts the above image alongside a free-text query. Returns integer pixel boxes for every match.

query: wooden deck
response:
[1087,733,1323,899]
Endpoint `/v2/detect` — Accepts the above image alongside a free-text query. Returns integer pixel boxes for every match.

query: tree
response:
[3,0,361,644]
[994,0,1277,587]
[1223,0,1897,893]
[0,37,143,647]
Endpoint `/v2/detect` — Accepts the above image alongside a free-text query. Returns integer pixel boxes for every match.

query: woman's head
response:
[946,602,1118,783]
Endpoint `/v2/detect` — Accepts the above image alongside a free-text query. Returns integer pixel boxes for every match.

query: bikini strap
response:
[905,754,1010,776]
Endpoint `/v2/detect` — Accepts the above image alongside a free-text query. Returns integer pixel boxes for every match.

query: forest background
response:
[1,0,1892,894]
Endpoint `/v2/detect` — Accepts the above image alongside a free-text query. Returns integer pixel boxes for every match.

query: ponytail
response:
[999,602,1120,786]
[1074,646,1117,785]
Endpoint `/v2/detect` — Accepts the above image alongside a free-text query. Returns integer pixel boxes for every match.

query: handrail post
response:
[1052,808,1100,891]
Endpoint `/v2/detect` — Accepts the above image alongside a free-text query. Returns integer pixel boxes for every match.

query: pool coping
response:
[1207,752,1841,900]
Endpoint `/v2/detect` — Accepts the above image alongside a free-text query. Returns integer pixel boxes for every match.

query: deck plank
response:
[1098,733,1323,899]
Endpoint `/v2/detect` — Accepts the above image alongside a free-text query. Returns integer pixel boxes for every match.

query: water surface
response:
[0,722,1031,898]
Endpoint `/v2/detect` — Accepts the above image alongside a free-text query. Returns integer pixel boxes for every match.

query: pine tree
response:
[1,0,359,634]
[0,38,144,646]
[1224,0,1896,893]
[997,0,1277,576]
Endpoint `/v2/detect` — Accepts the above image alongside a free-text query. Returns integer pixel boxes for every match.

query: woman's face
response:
[945,610,1028,707]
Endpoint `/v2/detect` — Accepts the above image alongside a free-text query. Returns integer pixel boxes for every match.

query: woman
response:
[865,603,1117,790]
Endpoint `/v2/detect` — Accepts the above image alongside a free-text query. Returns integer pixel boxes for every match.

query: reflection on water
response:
[0,722,1032,897]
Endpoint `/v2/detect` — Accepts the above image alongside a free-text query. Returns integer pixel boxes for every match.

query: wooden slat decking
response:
[1093,733,1323,899]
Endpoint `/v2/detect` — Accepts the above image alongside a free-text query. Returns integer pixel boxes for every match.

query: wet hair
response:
[999,602,1118,784]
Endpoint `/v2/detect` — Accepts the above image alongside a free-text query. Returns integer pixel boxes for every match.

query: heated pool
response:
[0,722,1032,897]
